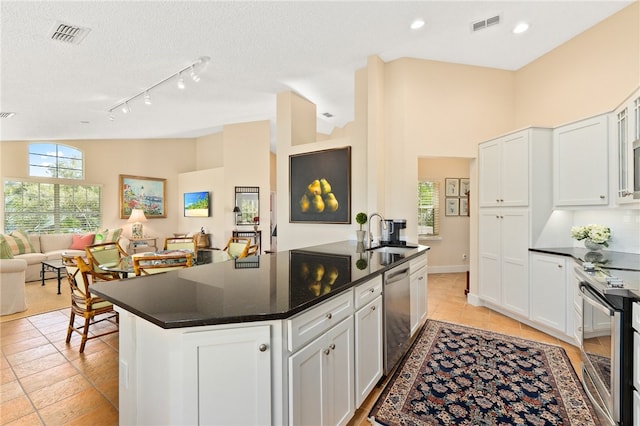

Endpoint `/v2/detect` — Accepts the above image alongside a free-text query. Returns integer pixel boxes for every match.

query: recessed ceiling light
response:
[513,22,529,34]
[410,19,425,30]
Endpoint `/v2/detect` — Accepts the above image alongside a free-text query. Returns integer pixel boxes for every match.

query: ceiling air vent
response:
[472,14,501,32]
[0,112,16,119]
[48,21,91,45]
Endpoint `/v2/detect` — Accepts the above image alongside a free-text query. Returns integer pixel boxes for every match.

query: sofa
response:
[0,229,128,282]
[0,258,27,315]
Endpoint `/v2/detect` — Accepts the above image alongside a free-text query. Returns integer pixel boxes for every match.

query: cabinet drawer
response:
[410,255,427,272]
[354,275,382,310]
[635,390,640,426]
[633,302,640,332]
[288,290,353,352]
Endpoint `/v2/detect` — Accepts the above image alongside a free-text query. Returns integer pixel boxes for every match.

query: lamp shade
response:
[127,208,147,223]
[233,206,241,213]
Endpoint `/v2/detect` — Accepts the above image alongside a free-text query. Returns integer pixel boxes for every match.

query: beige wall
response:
[418,157,471,273]
[515,2,640,127]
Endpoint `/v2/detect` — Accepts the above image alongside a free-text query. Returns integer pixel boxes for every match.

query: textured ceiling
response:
[0,1,633,146]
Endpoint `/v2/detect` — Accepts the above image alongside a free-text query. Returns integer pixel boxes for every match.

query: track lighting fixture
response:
[107,56,210,119]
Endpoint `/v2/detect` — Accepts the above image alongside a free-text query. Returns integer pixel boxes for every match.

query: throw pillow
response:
[0,238,14,259]
[70,233,95,250]
[94,228,122,244]
[5,230,37,255]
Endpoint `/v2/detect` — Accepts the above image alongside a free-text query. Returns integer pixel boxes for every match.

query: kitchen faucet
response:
[368,213,387,249]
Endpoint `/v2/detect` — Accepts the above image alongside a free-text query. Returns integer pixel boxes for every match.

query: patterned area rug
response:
[369,320,599,425]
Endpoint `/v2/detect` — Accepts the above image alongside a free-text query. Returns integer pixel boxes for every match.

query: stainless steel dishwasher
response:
[383,263,411,375]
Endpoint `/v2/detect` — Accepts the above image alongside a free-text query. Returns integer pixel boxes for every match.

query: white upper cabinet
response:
[614,88,640,204]
[553,113,609,206]
[478,131,530,207]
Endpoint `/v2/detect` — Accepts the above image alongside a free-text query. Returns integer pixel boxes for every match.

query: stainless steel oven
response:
[579,281,622,425]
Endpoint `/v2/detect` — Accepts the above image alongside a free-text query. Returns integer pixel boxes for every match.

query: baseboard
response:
[466,292,482,306]
[427,265,469,274]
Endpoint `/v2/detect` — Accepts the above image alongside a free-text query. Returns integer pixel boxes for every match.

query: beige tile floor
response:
[1,272,581,425]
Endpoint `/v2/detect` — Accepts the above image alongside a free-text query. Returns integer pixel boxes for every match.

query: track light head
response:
[144,92,152,105]
[190,66,200,82]
[121,103,130,114]
[177,74,186,90]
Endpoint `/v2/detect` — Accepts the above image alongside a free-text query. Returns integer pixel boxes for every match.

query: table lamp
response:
[128,208,147,238]
[233,206,241,229]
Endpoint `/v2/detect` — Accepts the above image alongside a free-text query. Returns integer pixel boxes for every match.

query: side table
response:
[128,237,158,254]
[41,259,65,295]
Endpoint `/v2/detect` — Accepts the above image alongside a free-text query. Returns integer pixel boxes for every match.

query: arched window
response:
[29,143,83,179]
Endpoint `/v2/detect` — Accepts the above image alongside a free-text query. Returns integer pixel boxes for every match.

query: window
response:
[29,143,83,179]
[4,180,102,233]
[417,181,439,236]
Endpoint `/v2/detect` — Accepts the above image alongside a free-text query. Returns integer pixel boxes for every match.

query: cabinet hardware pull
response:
[326,313,332,320]
[329,343,335,350]
[496,215,500,219]
[324,349,331,355]
[371,306,376,311]
[370,288,375,293]
[258,344,268,352]
[500,199,504,202]
[600,195,605,199]
[557,264,563,268]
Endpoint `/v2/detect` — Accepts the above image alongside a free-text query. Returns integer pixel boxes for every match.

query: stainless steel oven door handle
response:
[579,283,614,315]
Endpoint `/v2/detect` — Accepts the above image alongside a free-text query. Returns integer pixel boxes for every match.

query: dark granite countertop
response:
[91,241,429,329]
[529,247,640,272]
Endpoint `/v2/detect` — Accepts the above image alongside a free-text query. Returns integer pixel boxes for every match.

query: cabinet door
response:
[478,209,502,305]
[500,132,529,206]
[410,266,428,335]
[554,114,609,206]
[186,325,272,426]
[355,297,383,407]
[479,140,501,207]
[615,90,640,204]
[289,317,354,426]
[530,254,567,333]
[500,210,529,316]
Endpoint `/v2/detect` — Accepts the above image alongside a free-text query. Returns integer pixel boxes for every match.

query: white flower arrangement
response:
[570,224,611,247]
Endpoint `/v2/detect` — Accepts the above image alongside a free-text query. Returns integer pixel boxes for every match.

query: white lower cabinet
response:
[288,316,354,426]
[354,295,383,407]
[184,325,272,426]
[410,263,428,336]
[478,209,529,316]
[530,253,567,333]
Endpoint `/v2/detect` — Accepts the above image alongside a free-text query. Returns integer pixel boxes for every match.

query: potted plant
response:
[355,212,367,244]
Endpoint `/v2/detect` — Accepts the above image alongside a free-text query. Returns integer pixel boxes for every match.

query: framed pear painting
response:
[289,147,351,224]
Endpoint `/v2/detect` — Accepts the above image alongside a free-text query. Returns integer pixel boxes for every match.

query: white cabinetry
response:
[289,317,354,426]
[477,127,552,321]
[478,131,530,207]
[183,325,272,426]
[354,275,383,407]
[613,88,640,204]
[553,113,609,206]
[530,253,568,334]
[409,254,428,336]
[633,302,639,424]
[478,209,529,316]
[288,290,355,426]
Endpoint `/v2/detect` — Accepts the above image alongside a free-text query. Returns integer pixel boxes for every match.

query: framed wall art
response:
[460,178,470,196]
[445,198,459,216]
[289,146,351,223]
[119,175,167,218]
[445,178,459,197]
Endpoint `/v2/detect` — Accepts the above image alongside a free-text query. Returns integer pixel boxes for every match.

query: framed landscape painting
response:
[289,146,351,224]
[119,175,167,218]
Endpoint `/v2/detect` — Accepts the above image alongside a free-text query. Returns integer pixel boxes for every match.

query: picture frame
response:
[119,175,167,218]
[460,198,469,216]
[235,186,260,225]
[289,146,351,223]
[445,178,459,197]
[184,191,210,217]
[445,198,459,216]
[460,178,470,196]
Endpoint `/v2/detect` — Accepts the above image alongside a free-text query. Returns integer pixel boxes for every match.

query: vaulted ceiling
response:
[0,1,633,145]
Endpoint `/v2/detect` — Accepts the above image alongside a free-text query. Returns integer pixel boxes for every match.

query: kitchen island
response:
[91,240,429,425]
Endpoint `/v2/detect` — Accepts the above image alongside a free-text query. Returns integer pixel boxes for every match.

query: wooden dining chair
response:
[163,235,197,253]
[132,252,194,276]
[85,241,129,281]
[62,255,118,353]
[222,237,251,259]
